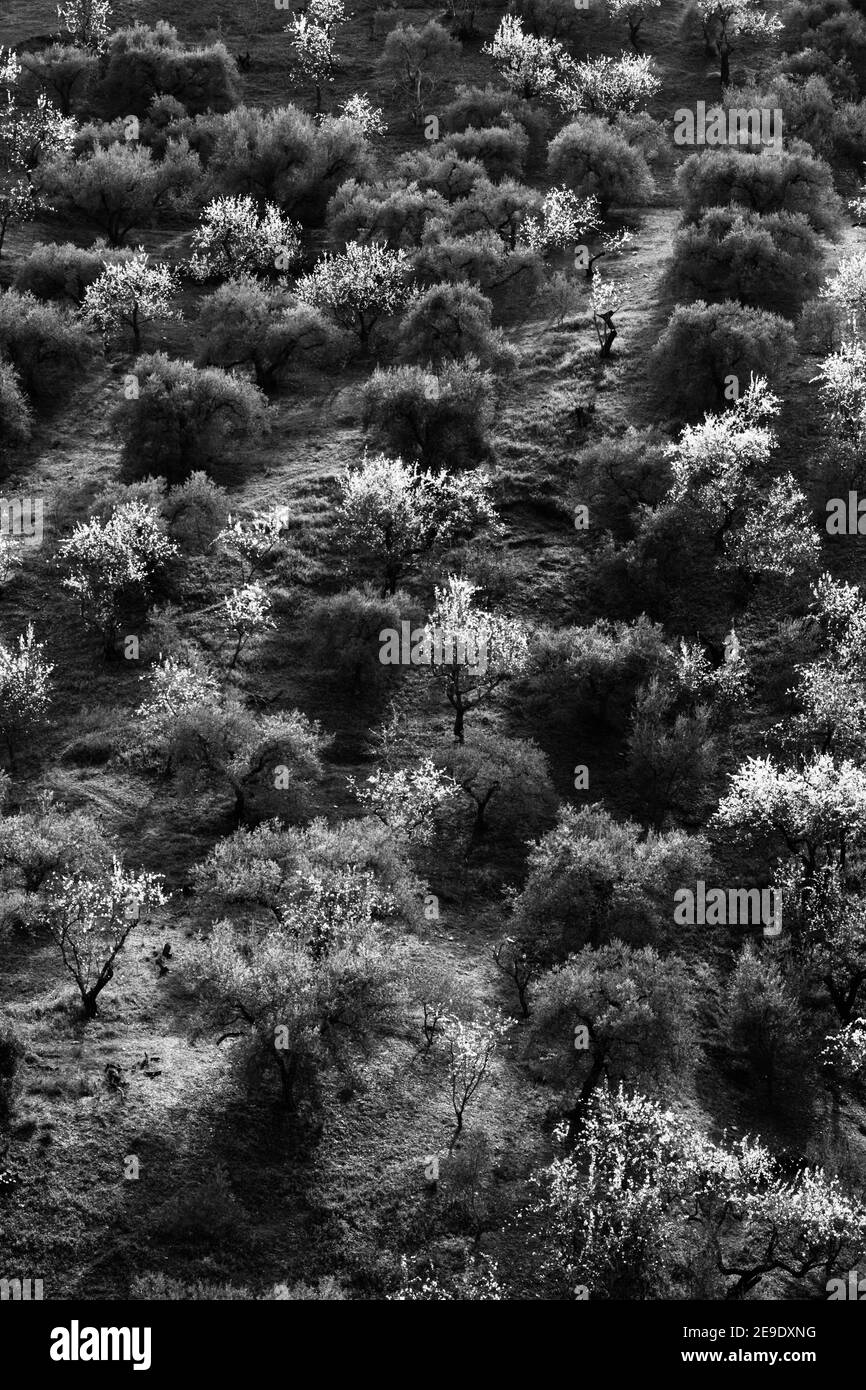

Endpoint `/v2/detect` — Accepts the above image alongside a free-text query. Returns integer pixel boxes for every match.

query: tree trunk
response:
[719,38,730,88]
[566,1052,606,1142]
[81,988,99,1019]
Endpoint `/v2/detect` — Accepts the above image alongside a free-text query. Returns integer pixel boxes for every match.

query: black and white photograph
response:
[0,0,865,1356]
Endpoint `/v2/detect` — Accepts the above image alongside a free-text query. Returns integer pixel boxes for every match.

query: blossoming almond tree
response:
[559,53,661,119]
[697,0,781,90]
[286,0,347,116]
[58,502,178,655]
[223,581,275,671]
[483,16,576,100]
[47,858,167,1018]
[441,1008,514,1150]
[82,252,180,349]
[423,575,531,743]
[335,453,499,595]
[57,0,112,51]
[294,242,414,346]
[0,625,53,771]
[188,196,302,282]
[606,0,662,53]
[0,49,75,263]
[518,186,602,254]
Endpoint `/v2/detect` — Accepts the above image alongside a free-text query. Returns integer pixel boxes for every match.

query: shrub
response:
[193,905,405,1109]
[665,207,823,313]
[531,943,698,1129]
[511,803,707,954]
[0,290,91,401]
[650,300,796,420]
[394,151,486,202]
[0,1027,24,1125]
[397,282,514,369]
[39,139,202,246]
[548,114,655,212]
[0,363,31,456]
[441,83,547,146]
[326,179,448,250]
[13,242,135,306]
[434,729,557,846]
[164,472,229,553]
[625,676,718,829]
[197,278,350,390]
[136,662,327,824]
[306,586,421,695]
[114,354,269,483]
[131,1274,253,1300]
[96,22,239,117]
[412,227,540,300]
[361,360,495,468]
[439,124,529,180]
[572,428,670,539]
[676,146,842,236]
[376,22,461,122]
[0,798,116,898]
[724,942,805,1105]
[18,45,99,117]
[446,178,539,250]
[201,106,373,224]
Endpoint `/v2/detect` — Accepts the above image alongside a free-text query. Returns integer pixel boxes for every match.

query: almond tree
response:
[56,0,112,51]
[188,196,301,282]
[482,16,576,100]
[663,375,819,578]
[57,502,178,654]
[335,453,499,595]
[680,1130,866,1299]
[0,625,53,770]
[821,252,866,339]
[441,1008,514,1150]
[0,49,75,262]
[82,251,180,349]
[697,0,781,90]
[590,274,626,359]
[47,858,167,1018]
[294,242,414,346]
[286,0,347,117]
[424,575,530,743]
[527,1084,866,1299]
[518,186,601,254]
[339,93,387,138]
[711,752,866,882]
[223,581,275,671]
[349,759,458,845]
[216,508,294,581]
[606,0,662,52]
[559,53,661,119]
